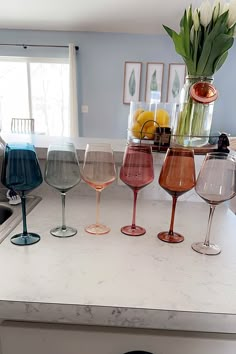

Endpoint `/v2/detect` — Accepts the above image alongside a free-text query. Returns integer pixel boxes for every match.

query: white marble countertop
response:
[0,185,236,333]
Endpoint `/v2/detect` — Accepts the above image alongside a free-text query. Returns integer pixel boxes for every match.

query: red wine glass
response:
[158,147,196,243]
[120,144,154,236]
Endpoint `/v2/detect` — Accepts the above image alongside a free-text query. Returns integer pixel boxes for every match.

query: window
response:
[0,57,69,136]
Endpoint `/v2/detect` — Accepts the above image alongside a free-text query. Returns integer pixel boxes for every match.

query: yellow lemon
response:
[155,109,170,127]
[137,110,155,129]
[145,125,156,140]
[132,108,144,122]
[131,122,146,139]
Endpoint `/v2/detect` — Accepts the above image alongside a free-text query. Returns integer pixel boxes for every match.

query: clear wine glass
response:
[158,147,196,243]
[44,142,81,237]
[120,144,154,236]
[1,143,43,246]
[192,152,236,255]
[81,143,116,235]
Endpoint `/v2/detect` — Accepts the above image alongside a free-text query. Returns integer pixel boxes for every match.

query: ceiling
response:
[1,0,204,35]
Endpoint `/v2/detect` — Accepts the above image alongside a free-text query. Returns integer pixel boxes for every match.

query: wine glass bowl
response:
[81,143,116,235]
[191,152,236,255]
[158,147,196,243]
[1,143,43,245]
[120,144,154,236]
[44,142,81,237]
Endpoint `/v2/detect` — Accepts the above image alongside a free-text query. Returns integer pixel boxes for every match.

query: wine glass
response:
[81,143,116,235]
[120,144,154,236]
[192,152,236,255]
[158,147,196,243]
[1,143,43,246]
[44,143,81,237]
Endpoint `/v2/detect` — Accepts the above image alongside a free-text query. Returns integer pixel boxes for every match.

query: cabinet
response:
[1,321,236,354]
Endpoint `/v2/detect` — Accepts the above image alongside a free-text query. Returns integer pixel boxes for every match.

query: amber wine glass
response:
[192,152,236,255]
[120,144,154,236]
[81,143,116,235]
[158,147,196,243]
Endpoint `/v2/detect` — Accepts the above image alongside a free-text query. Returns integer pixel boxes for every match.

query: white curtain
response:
[69,43,79,137]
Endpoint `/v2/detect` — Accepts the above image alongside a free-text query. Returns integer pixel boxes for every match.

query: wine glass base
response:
[85,224,110,235]
[157,231,184,243]
[11,233,40,246]
[121,225,146,236]
[191,242,221,255]
[50,226,77,238]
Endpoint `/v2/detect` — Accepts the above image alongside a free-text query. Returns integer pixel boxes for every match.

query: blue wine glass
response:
[1,143,43,245]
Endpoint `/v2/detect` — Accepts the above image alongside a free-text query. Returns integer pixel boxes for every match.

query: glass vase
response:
[172,76,215,147]
[127,101,177,144]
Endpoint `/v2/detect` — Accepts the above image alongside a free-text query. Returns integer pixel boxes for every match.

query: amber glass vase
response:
[158,147,196,243]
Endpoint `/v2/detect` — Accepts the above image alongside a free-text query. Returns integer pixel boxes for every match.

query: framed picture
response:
[123,61,142,104]
[167,63,186,103]
[145,62,164,102]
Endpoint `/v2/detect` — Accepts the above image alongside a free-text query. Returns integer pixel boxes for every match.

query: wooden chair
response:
[11,118,35,134]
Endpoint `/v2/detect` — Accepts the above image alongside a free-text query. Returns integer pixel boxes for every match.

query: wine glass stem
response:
[21,192,28,236]
[169,195,178,236]
[204,204,216,246]
[131,190,138,229]
[61,192,66,230]
[96,190,101,226]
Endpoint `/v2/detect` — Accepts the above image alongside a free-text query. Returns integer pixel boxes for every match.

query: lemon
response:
[145,125,156,140]
[132,108,144,122]
[155,109,170,127]
[131,122,146,139]
[137,110,155,129]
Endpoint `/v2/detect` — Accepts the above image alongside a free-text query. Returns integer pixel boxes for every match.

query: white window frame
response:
[0,56,69,134]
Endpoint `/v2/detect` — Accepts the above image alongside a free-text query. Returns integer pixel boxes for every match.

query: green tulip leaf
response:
[213,51,228,73]
[196,12,229,75]
[163,25,187,58]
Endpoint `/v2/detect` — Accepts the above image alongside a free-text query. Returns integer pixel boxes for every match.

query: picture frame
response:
[123,61,142,104]
[167,63,186,103]
[145,62,164,102]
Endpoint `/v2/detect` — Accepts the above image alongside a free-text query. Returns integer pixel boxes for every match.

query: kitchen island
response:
[0,181,236,353]
[0,134,236,353]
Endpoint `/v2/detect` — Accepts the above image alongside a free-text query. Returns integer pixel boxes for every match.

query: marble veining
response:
[0,301,236,334]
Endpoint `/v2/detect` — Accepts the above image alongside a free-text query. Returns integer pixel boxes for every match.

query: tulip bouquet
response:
[164,0,236,146]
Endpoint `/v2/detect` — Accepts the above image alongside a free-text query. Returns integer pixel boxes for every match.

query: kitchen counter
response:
[0,184,236,334]
[1,132,236,161]
[0,133,127,161]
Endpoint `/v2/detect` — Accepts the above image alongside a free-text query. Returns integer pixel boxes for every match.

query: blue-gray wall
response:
[0,29,235,138]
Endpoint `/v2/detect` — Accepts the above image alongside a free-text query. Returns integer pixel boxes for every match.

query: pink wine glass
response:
[81,143,116,235]
[120,144,154,236]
